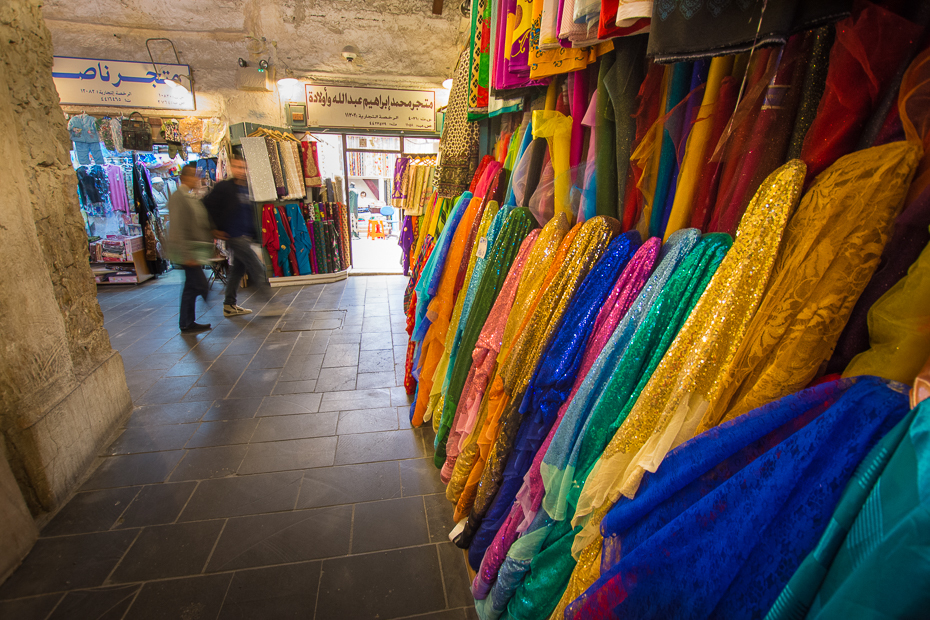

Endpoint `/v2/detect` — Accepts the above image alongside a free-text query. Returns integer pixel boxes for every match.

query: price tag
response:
[476,237,488,259]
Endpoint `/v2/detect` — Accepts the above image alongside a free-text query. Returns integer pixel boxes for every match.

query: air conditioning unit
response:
[236,65,274,92]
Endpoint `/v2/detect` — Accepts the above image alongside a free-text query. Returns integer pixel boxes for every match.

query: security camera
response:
[342,45,359,62]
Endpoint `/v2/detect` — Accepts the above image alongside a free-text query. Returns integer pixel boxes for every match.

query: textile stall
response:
[403,1,930,618]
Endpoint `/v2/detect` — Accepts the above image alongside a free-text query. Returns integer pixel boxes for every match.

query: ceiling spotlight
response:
[277,77,299,88]
[442,78,453,90]
[258,59,270,71]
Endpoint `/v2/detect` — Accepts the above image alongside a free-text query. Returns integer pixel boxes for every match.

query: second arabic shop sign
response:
[52,57,195,111]
[305,84,435,132]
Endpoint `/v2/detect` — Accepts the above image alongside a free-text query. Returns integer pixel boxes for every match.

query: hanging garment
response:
[648,61,693,237]
[261,204,283,277]
[284,203,313,275]
[472,237,660,607]
[646,0,851,63]
[438,51,481,198]
[239,137,278,202]
[786,25,834,160]
[766,396,930,620]
[709,141,921,427]
[567,377,909,619]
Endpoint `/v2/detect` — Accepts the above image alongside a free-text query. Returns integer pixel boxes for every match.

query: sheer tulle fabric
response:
[710,141,921,428]
[566,377,910,619]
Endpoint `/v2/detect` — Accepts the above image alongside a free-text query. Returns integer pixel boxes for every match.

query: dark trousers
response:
[180,265,209,329]
[225,236,270,306]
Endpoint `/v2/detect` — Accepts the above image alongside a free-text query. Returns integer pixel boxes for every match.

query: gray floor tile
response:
[251,412,338,443]
[238,436,337,474]
[126,402,211,427]
[179,471,303,521]
[335,430,426,465]
[336,407,399,434]
[103,425,197,456]
[278,354,324,382]
[315,366,358,392]
[134,376,199,405]
[0,530,138,599]
[83,451,185,490]
[358,349,395,374]
[424,493,454,543]
[185,419,259,449]
[182,385,231,402]
[123,574,232,620]
[110,520,224,583]
[218,562,321,620]
[357,370,397,390]
[322,343,360,368]
[401,458,448,497]
[202,397,263,421]
[116,482,198,528]
[228,369,281,398]
[297,461,401,509]
[438,542,474,608]
[351,497,429,554]
[272,379,317,394]
[206,506,351,572]
[169,445,248,481]
[0,594,63,620]
[319,388,392,412]
[257,393,322,416]
[41,487,139,538]
[47,584,140,620]
[316,546,446,620]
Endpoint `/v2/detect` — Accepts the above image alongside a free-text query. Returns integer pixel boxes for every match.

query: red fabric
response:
[622,63,665,232]
[469,156,494,193]
[710,33,810,235]
[598,3,650,41]
[689,77,739,231]
[800,0,922,184]
[261,204,283,277]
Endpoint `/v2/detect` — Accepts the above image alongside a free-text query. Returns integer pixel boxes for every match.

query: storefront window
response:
[403,137,440,155]
[346,135,401,151]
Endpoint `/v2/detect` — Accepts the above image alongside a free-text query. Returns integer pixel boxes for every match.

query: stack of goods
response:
[260,201,351,277]
[393,156,439,274]
[408,4,930,618]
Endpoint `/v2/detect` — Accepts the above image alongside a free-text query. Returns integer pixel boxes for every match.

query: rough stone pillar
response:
[0,0,132,520]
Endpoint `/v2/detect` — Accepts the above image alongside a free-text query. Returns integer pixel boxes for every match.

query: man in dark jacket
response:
[203,156,271,317]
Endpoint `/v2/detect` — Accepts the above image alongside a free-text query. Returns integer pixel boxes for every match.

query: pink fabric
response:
[440,230,540,483]
[106,164,130,212]
[471,237,660,598]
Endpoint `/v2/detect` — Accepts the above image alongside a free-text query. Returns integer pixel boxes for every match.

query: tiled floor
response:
[0,272,477,620]
[350,235,404,274]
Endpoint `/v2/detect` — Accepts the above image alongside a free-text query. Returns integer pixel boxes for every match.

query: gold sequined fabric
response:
[571,161,806,556]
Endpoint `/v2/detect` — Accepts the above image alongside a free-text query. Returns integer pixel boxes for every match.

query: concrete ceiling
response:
[42,0,470,85]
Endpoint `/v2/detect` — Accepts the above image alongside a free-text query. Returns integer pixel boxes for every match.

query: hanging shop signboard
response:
[52,56,195,111]
[305,84,435,132]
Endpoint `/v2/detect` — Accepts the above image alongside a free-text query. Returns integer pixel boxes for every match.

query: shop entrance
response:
[312,133,439,274]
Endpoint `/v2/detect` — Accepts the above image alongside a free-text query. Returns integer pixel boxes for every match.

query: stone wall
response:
[0,0,131,516]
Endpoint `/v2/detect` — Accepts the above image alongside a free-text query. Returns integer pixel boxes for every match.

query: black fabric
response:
[647,0,852,63]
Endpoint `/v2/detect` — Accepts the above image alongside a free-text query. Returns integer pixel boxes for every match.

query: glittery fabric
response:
[467,232,644,574]
[421,199,500,426]
[567,378,910,620]
[710,142,921,427]
[435,207,539,465]
[786,25,834,161]
[555,162,806,615]
[404,238,436,395]
[443,231,538,485]
[412,196,484,427]
[472,238,660,607]
[459,217,620,553]
[450,216,576,520]
[238,137,278,202]
[264,136,286,197]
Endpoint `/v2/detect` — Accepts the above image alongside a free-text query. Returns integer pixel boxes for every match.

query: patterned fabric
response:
[437,51,480,198]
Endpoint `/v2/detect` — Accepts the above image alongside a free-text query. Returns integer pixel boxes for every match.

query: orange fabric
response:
[411,197,483,426]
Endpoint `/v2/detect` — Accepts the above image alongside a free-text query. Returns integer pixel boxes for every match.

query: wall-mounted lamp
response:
[238,57,248,67]
[442,78,454,90]
[146,38,193,93]
[258,59,270,72]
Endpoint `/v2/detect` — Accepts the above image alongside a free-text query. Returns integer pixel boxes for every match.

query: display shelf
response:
[268,269,348,287]
[92,248,152,285]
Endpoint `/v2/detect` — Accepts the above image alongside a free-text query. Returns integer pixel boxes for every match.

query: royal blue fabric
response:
[466,231,643,569]
[565,376,910,620]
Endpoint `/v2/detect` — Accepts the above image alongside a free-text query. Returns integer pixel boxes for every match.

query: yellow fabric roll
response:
[844,230,930,385]
[663,55,735,241]
[534,110,575,223]
[710,141,922,426]
[571,160,806,557]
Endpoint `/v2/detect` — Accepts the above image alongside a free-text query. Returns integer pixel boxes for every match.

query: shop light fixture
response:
[442,78,454,90]
[146,38,193,93]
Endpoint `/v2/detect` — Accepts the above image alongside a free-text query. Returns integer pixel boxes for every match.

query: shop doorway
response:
[312,133,439,275]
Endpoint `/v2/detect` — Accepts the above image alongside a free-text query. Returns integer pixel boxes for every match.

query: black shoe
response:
[180,322,212,333]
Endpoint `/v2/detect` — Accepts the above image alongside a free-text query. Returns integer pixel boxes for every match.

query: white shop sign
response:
[305,84,435,132]
[52,56,195,111]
